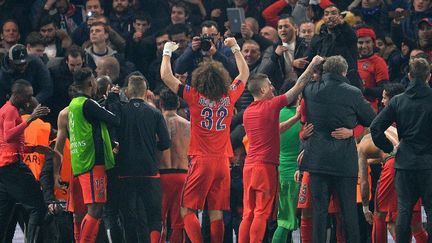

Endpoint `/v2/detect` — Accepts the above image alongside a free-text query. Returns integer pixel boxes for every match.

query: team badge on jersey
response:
[362,63,369,70]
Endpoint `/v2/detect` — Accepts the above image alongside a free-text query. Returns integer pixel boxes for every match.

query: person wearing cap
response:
[357,26,390,112]
[418,17,432,59]
[0,44,53,107]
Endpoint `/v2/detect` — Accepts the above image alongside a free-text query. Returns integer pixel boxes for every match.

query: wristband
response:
[163,49,173,57]
[231,44,240,54]
[389,146,397,157]
[362,205,370,214]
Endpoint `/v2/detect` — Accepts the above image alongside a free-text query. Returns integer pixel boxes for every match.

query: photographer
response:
[174,20,238,80]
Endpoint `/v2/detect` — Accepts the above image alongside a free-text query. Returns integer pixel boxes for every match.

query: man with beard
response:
[0,80,52,243]
[418,17,432,59]
[47,45,84,128]
[0,44,53,107]
[307,5,363,90]
[356,26,390,111]
[109,0,134,39]
[38,15,72,60]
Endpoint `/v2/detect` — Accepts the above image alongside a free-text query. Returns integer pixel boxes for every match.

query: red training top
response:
[181,79,245,157]
[0,101,32,167]
[243,95,288,165]
[358,54,389,110]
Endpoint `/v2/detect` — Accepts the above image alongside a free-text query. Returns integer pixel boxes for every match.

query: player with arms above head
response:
[160,37,249,243]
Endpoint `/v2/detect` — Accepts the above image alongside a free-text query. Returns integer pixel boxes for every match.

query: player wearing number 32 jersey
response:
[161,38,249,243]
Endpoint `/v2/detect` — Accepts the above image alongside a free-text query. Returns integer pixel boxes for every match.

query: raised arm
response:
[284,55,324,105]
[224,37,249,84]
[161,42,182,94]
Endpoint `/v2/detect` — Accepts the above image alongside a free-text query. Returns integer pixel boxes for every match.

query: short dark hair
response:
[201,20,219,32]
[12,79,32,94]
[96,75,112,98]
[409,58,431,81]
[73,67,94,87]
[38,15,58,30]
[134,12,151,23]
[25,32,45,47]
[155,29,169,39]
[66,45,85,59]
[160,88,179,110]
[90,21,109,33]
[248,73,269,97]
[127,75,147,97]
[383,83,405,99]
[171,1,190,17]
[167,23,189,38]
[278,15,295,26]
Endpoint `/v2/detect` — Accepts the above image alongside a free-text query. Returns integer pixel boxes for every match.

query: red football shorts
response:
[161,169,188,229]
[181,156,230,210]
[375,158,421,221]
[67,175,86,215]
[77,165,107,205]
[297,171,340,213]
[242,163,278,221]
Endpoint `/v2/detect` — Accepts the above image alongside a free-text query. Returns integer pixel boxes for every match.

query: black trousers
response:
[103,168,123,243]
[0,162,46,242]
[395,169,432,243]
[119,177,162,243]
[309,173,360,243]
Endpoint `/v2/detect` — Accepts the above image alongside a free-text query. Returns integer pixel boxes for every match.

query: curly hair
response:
[191,61,230,101]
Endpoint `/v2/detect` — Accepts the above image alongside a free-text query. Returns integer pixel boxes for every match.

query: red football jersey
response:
[358,54,389,109]
[181,79,245,157]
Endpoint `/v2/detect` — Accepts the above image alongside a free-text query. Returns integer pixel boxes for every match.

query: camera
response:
[200,34,214,52]
[87,11,95,18]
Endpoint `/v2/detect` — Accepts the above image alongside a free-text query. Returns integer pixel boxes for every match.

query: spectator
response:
[38,15,72,60]
[147,30,173,91]
[25,32,48,64]
[258,16,310,91]
[84,21,132,81]
[0,44,53,106]
[46,45,84,127]
[40,0,86,35]
[298,21,315,43]
[308,5,363,90]
[262,0,295,27]
[349,0,391,35]
[96,56,120,84]
[72,2,126,51]
[356,26,389,111]
[232,0,264,26]
[391,0,432,47]
[0,20,20,62]
[109,0,134,39]
[236,39,262,111]
[417,17,432,59]
[376,35,406,82]
[174,20,237,81]
[125,12,154,75]
[167,23,191,55]
[236,17,274,53]
[260,26,279,44]
[0,0,31,37]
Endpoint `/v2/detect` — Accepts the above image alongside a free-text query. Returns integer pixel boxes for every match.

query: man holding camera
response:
[174,20,238,80]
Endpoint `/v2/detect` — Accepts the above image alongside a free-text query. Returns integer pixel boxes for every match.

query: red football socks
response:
[301,218,313,243]
[79,214,101,243]
[210,219,224,243]
[183,213,202,243]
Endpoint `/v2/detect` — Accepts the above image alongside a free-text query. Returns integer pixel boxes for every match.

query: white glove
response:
[163,42,179,57]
